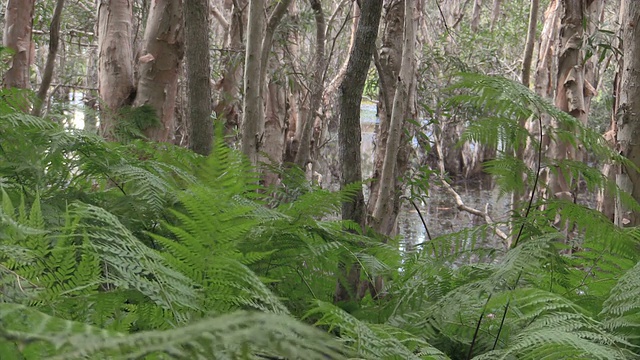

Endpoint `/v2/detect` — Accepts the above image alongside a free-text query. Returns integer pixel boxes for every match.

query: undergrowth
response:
[0,75,639,359]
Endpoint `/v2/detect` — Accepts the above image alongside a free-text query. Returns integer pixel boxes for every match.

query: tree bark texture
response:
[471,0,482,32]
[241,0,266,165]
[489,0,501,31]
[97,0,135,140]
[368,0,404,231]
[214,0,247,138]
[259,0,293,184]
[294,0,326,169]
[184,0,213,155]
[615,0,640,226]
[371,0,415,236]
[134,0,184,142]
[521,0,539,89]
[336,0,383,303]
[33,0,65,116]
[3,0,35,90]
[598,3,625,222]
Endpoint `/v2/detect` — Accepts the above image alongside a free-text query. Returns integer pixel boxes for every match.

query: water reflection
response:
[359,102,510,247]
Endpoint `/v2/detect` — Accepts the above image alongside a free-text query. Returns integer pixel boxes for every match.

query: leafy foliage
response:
[1,75,640,360]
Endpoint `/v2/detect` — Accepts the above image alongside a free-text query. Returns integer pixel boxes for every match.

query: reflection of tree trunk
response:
[184,0,213,155]
[134,0,184,142]
[33,0,65,117]
[97,0,135,140]
[295,0,326,169]
[336,0,383,303]
[3,0,35,90]
[615,0,640,226]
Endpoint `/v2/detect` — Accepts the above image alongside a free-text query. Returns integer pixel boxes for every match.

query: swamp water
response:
[358,102,511,248]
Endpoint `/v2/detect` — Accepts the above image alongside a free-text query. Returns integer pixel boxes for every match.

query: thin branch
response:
[211,5,230,30]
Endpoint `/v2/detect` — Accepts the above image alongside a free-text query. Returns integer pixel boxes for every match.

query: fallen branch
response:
[440,179,510,245]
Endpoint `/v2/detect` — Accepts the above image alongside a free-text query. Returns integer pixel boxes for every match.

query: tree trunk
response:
[368,0,404,229]
[615,0,640,226]
[32,0,65,117]
[214,0,247,138]
[336,0,383,303]
[84,46,99,133]
[258,0,293,184]
[512,0,539,219]
[3,0,35,90]
[294,0,326,169]
[521,0,539,89]
[134,0,184,142]
[370,0,415,236]
[598,4,625,222]
[97,0,135,140]
[471,0,482,32]
[184,0,213,155]
[546,0,586,204]
[489,0,501,31]
[241,0,266,165]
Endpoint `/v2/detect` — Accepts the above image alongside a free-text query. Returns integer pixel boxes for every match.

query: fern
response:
[0,303,346,360]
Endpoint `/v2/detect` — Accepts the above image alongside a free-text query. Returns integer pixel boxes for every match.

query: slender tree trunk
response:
[241,0,266,165]
[295,0,326,168]
[258,0,293,183]
[367,0,404,226]
[336,0,383,303]
[521,0,539,89]
[598,4,625,221]
[97,0,135,140]
[184,0,213,155]
[134,0,184,142]
[3,0,35,90]
[615,0,640,226]
[370,0,415,236]
[471,0,482,32]
[324,1,359,104]
[33,0,65,117]
[489,0,501,31]
[512,0,539,222]
[214,0,247,138]
[84,46,98,133]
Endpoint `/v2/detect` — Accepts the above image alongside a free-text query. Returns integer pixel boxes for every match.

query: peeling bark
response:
[3,0,36,90]
[97,0,135,140]
[134,0,184,142]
